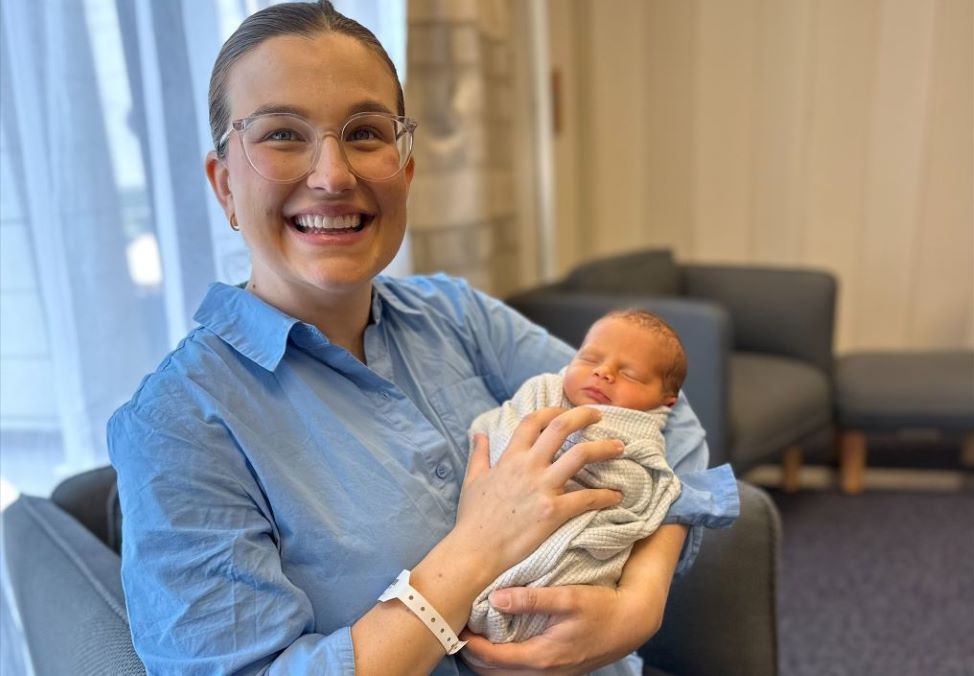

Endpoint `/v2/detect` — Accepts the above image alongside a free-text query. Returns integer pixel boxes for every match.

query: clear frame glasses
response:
[219,111,418,183]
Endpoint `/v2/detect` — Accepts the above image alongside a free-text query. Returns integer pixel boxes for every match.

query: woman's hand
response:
[457,523,688,675]
[458,584,655,675]
[453,406,624,576]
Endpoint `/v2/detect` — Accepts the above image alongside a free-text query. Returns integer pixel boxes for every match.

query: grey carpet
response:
[773,489,974,676]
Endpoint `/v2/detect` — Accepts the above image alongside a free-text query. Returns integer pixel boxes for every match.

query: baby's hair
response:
[603,309,687,397]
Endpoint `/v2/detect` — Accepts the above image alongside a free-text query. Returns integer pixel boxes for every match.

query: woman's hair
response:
[604,309,688,397]
[208,0,404,158]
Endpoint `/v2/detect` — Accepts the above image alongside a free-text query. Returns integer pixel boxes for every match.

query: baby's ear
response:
[664,393,678,407]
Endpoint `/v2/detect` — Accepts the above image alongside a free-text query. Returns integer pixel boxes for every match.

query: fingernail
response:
[614,440,625,451]
[488,590,510,610]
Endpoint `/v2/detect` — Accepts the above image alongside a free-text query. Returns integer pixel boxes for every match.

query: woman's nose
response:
[306,137,356,193]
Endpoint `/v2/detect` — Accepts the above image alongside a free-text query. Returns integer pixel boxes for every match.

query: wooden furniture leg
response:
[962,432,974,467]
[839,430,867,494]
[782,446,802,492]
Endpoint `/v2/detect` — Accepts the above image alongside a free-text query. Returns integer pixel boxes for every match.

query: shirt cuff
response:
[266,627,356,675]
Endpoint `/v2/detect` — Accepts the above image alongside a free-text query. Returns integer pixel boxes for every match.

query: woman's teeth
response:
[293,214,364,233]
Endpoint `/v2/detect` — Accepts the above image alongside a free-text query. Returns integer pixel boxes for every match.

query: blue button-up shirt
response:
[108,275,738,675]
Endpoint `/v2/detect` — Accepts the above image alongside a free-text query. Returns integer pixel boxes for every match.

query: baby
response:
[467,309,687,643]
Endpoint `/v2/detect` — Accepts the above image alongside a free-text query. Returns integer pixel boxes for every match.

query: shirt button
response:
[381,391,391,400]
[435,464,449,479]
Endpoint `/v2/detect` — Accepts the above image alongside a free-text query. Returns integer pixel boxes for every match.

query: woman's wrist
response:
[416,525,504,597]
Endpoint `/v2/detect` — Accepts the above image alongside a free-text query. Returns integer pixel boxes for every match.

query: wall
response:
[546,0,973,353]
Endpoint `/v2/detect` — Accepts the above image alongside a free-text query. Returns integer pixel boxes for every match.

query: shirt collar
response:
[193,283,300,371]
[194,279,424,371]
[371,275,425,325]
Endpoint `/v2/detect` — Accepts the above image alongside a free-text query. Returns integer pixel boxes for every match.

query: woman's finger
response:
[500,406,570,459]
[488,585,577,616]
[463,433,490,484]
[556,487,622,521]
[460,630,551,670]
[547,438,624,486]
[529,406,603,463]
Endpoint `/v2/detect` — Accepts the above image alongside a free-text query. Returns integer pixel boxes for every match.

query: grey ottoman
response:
[834,351,974,493]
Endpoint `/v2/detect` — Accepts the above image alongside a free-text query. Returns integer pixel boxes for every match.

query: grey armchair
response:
[507,249,837,482]
[4,466,781,675]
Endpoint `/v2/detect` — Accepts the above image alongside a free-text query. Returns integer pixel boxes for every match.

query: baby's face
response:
[563,317,676,410]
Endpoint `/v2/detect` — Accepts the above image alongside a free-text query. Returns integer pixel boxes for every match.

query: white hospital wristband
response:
[377,569,468,655]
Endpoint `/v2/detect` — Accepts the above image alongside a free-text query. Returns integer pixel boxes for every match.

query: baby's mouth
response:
[582,387,610,404]
[291,213,368,234]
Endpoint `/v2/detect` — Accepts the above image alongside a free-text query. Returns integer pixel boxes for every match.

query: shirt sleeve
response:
[461,283,739,574]
[108,399,356,676]
[660,391,740,575]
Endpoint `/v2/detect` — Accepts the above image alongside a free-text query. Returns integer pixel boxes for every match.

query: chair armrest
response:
[2,495,144,675]
[505,291,732,466]
[51,465,120,552]
[640,481,781,676]
[684,264,836,374]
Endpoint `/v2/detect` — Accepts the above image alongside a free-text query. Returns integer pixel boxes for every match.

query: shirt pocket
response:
[428,375,502,452]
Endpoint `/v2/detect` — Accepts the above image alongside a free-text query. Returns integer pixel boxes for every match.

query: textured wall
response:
[406,0,539,296]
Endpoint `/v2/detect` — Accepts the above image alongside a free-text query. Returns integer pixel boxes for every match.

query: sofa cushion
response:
[835,351,974,430]
[563,249,682,296]
[729,353,832,469]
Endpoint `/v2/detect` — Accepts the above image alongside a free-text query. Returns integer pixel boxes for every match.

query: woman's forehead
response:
[226,32,399,119]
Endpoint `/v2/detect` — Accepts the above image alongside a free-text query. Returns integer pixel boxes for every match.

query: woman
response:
[108,2,737,674]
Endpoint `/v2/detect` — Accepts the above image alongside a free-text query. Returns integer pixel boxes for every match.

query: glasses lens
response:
[341,114,413,181]
[240,115,317,182]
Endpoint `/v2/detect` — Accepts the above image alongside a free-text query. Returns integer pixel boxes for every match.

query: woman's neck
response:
[246,280,372,362]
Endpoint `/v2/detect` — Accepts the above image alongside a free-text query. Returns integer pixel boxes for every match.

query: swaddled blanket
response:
[467,372,681,643]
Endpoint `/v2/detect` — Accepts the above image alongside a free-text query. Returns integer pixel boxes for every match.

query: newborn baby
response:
[467,309,686,643]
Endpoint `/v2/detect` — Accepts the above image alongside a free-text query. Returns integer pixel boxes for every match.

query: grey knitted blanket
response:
[466,372,681,643]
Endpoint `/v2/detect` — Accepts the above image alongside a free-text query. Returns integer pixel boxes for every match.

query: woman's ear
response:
[205,150,234,216]
[403,155,415,188]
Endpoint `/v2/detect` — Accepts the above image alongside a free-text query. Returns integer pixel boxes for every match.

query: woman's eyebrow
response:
[347,100,395,115]
[247,103,309,118]
[246,100,395,119]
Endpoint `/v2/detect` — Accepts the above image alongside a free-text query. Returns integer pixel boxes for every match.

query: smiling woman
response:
[0,1,404,672]
[0,0,740,674]
[103,2,735,675]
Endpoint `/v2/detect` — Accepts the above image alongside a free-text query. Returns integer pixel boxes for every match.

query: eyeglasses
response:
[218,111,418,183]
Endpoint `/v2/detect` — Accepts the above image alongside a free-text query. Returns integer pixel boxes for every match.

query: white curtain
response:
[0,1,403,673]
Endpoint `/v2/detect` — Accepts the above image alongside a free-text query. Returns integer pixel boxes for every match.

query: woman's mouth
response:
[291,213,368,234]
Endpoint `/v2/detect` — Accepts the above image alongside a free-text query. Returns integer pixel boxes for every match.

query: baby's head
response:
[563,310,687,410]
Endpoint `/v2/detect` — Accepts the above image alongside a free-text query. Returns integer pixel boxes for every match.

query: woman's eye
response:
[346,127,380,143]
[265,128,303,142]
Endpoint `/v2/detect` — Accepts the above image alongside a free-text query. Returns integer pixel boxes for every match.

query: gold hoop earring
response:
[229,215,239,231]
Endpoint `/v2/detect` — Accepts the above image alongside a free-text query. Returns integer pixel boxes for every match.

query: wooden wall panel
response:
[546,0,973,351]
[692,0,759,262]
[907,0,974,347]
[643,0,696,258]
[801,0,881,351]
[855,0,938,348]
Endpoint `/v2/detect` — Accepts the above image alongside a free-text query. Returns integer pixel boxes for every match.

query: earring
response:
[229,214,239,231]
